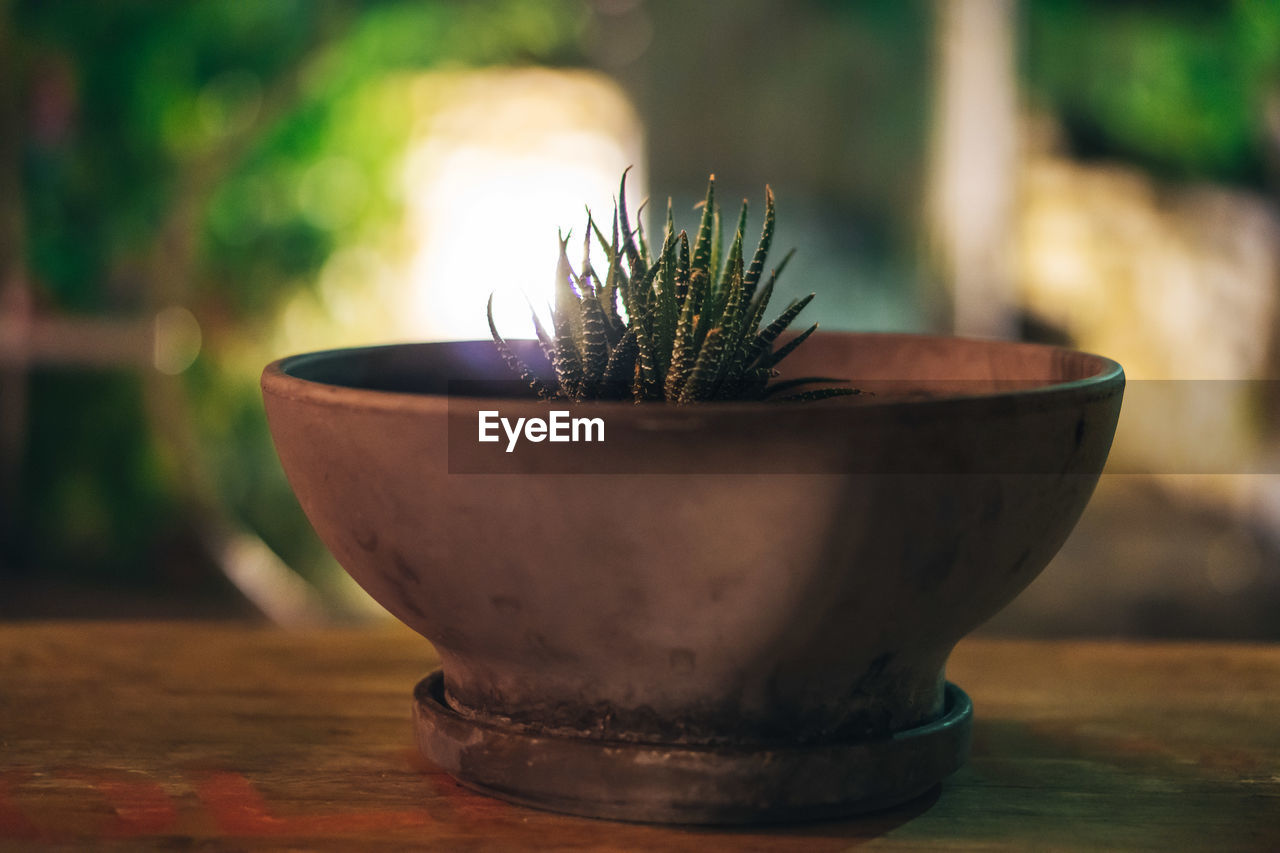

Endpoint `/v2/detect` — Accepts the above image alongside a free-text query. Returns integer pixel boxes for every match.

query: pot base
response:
[412,671,972,825]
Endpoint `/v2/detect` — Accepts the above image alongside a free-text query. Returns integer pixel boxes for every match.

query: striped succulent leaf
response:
[635,204,651,267]
[653,230,680,377]
[665,284,701,400]
[617,167,648,281]
[761,375,850,398]
[675,231,691,302]
[707,205,723,297]
[690,177,716,280]
[599,326,638,399]
[725,201,749,291]
[709,245,746,395]
[527,299,556,363]
[554,233,585,354]
[488,295,551,398]
[579,293,611,396]
[743,187,775,301]
[551,305,584,398]
[746,293,815,367]
[678,325,728,403]
[774,387,863,403]
[762,321,819,369]
[591,211,628,343]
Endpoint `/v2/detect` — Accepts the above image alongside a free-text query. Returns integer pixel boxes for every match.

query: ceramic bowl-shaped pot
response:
[262,332,1123,824]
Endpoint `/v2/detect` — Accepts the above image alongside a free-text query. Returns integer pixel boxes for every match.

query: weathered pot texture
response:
[261,331,1123,823]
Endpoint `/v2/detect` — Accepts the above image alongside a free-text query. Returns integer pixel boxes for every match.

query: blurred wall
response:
[3,0,1279,636]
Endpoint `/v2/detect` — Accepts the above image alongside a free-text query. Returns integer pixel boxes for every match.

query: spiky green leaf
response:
[594,211,627,342]
[743,186,775,301]
[734,276,774,366]
[600,326,638,399]
[654,230,680,375]
[635,198,651,266]
[551,299,584,398]
[634,314,662,400]
[708,205,723,296]
[618,167,648,280]
[704,226,744,344]
[679,325,728,403]
[761,321,819,369]
[747,293,814,367]
[690,175,716,281]
[527,300,556,363]
[774,387,862,403]
[710,246,746,395]
[725,199,748,285]
[580,293,611,390]
[554,232,585,353]
[665,237,704,400]
[488,294,552,398]
[760,376,848,398]
[747,248,794,320]
[675,230,691,303]
[580,216,598,298]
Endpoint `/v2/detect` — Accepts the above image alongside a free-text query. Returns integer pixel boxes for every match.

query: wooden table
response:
[1,622,1276,851]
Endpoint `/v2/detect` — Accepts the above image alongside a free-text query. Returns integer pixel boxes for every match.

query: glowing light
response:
[399,69,645,341]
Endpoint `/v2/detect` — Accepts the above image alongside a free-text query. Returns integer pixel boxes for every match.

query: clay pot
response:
[262,332,1123,824]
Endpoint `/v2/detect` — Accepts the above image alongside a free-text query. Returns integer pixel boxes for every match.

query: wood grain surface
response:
[0,622,1276,851]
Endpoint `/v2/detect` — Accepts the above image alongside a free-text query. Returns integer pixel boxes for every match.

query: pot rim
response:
[260,330,1124,417]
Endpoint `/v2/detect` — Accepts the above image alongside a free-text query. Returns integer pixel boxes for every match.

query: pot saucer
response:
[413,670,972,825]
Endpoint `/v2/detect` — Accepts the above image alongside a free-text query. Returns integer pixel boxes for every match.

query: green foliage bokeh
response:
[10,0,589,598]
[1026,0,1280,185]
[8,0,1277,606]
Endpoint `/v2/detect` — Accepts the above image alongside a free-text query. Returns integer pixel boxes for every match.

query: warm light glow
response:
[399,69,646,341]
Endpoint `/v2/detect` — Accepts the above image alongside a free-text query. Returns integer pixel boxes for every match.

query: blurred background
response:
[1,0,1278,636]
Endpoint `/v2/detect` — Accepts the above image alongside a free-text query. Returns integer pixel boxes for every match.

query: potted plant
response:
[483,171,856,406]
[261,173,1124,824]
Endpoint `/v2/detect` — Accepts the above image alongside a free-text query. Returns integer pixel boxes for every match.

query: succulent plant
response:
[487,171,859,403]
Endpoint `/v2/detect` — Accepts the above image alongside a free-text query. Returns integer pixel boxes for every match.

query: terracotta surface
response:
[413,673,972,824]
[261,332,1124,819]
